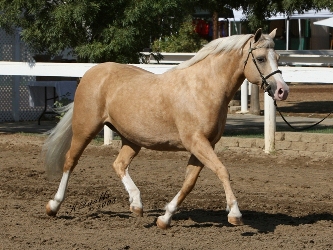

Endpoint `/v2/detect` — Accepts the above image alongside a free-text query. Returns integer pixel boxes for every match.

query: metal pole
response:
[13,28,21,121]
[228,20,231,36]
[286,17,290,50]
[298,19,302,49]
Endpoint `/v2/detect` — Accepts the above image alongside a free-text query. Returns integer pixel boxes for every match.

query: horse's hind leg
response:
[46,170,70,216]
[46,122,103,216]
[112,140,142,216]
[156,154,203,229]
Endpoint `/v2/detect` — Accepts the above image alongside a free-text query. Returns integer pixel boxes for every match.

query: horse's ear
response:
[269,28,277,39]
[254,28,262,43]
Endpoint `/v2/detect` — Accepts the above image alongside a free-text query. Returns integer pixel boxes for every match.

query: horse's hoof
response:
[228,216,244,226]
[46,202,57,217]
[156,217,170,230]
[130,206,143,217]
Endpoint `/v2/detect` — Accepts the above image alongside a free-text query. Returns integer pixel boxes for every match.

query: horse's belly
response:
[116,126,186,151]
[141,140,186,151]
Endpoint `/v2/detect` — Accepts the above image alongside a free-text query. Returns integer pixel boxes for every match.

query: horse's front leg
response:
[189,135,243,226]
[156,155,203,229]
[112,142,142,216]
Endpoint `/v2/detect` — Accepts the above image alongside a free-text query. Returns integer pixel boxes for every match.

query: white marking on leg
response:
[121,168,142,209]
[48,171,70,212]
[158,191,181,226]
[227,200,242,218]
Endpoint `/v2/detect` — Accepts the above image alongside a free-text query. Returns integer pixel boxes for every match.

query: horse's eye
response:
[256,57,266,63]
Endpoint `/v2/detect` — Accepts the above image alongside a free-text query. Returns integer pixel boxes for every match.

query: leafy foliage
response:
[0,0,332,62]
[152,17,207,53]
[239,0,333,31]
[0,0,196,63]
[53,92,72,120]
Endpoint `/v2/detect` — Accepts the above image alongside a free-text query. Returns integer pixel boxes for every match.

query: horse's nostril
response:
[277,87,289,100]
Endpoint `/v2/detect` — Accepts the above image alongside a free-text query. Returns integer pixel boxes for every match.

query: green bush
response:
[53,92,72,120]
[152,17,207,53]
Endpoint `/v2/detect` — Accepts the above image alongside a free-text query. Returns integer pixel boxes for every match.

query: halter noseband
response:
[244,42,282,96]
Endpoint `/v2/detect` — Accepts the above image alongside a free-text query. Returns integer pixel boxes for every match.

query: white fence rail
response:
[0,61,173,76]
[2,61,333,82]
[1,56,333,152]
[142,50,333,67]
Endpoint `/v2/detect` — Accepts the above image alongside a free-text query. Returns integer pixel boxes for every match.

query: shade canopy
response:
[313,17,333,28]
[218,8,333,50]
[226,8,333,22]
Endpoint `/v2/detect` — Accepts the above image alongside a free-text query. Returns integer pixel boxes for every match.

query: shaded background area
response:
[260,84,333,118]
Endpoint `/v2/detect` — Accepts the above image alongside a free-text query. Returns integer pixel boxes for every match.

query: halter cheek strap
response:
[244,42,282,96]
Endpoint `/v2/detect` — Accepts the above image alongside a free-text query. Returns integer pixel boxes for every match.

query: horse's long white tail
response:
[42,102,74,180]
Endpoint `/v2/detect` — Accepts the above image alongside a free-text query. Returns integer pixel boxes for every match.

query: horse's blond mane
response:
[172,34,255,70]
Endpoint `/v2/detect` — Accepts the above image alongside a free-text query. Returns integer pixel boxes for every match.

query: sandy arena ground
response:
[1,84,333,249]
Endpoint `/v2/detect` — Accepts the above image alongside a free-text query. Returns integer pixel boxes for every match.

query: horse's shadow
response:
[59,208,333,233]
[241,210,333,233]
[148,209,333,233]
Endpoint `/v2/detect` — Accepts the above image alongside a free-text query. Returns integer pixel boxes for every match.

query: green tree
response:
[238,0,333,31]
[152,16,207,53]
[0,0,331,63]
[0,0,196,63]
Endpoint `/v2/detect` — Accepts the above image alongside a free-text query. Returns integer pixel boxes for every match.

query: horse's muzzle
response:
[272,81,289,101]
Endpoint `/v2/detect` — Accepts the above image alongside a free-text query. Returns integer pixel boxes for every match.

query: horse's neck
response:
[190,52,246,103]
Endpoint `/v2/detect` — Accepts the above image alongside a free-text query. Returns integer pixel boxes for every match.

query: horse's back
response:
[75,62,156,102]
[82,62,153,84]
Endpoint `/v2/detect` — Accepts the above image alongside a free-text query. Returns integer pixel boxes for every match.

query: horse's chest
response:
[204,110,227,143]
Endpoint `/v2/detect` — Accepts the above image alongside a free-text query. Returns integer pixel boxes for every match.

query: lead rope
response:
[274,101,332,131]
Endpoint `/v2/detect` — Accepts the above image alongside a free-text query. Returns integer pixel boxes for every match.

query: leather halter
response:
[244,42,282,97]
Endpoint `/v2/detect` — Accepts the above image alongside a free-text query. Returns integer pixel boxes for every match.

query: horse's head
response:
[243,28,289,101]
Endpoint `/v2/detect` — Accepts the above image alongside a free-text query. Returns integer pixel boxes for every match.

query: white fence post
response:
[264,92,276,153]
[240,80,249,113]
[103,125,114,145]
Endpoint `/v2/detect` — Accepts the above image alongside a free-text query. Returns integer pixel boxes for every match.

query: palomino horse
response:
[43,28,289,229]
